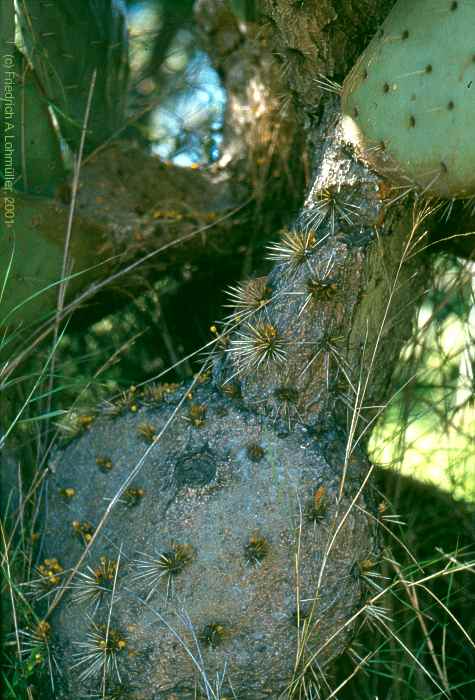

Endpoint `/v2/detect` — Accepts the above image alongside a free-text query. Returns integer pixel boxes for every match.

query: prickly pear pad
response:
[342,0,475,199]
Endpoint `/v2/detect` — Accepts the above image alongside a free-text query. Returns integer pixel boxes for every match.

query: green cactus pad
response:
[18,0,129,154]
[13,51,66,196]
[0,194,106,331]
[341,0,475,199]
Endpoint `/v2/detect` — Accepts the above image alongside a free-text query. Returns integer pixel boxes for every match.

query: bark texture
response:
[37,96,428,700]
[214,103,422,434]
[43,383,378,699]
[15,1,465,698]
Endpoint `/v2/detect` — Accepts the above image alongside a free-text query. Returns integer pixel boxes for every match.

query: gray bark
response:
[8,2,466,698]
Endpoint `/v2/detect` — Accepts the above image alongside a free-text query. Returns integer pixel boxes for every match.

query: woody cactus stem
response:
[215,102,421,434]
[38,103,429,700]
